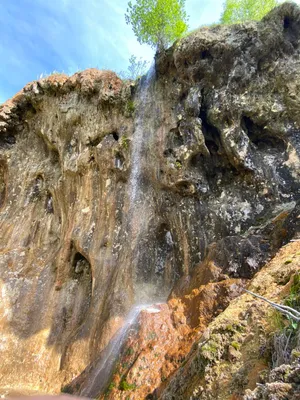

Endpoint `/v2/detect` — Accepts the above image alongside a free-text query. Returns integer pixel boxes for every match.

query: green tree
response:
[221,0,279,24]
[119,55,150,80]
[125,0,189,51]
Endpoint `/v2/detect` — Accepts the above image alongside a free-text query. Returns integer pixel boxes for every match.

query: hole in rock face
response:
[199,108,221,156]
[163,148,175,158]
[72,252,91,276]
[284,16,291,30]
[89,131,119,147]
[176,180,194,195]
[154,226,175,277]
[165,127,184,151]
[50,148,60,164]
[241,116,287,152]
[25,102,37,116]
[45,192,54,214]
[205,139,219,155]
[200,50,212,60]
[190,153,204,168]
[283,15,300,45]
[112,132,119,141]
[29,174,44,201]
[89,136,102,147]
[47,249,92,355]
[177,181,189,191]
[34,174,43,191]
[0,132,16,149]
[173,130,184,147]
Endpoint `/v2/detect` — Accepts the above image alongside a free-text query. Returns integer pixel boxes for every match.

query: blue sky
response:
[0,0,226,103]
[0,0,291,103]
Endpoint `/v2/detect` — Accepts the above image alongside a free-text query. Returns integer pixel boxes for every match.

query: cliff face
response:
[0,2,300,398]
[0,70,135,393]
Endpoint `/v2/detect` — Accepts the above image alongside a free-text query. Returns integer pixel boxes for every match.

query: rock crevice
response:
[0,3,300,398]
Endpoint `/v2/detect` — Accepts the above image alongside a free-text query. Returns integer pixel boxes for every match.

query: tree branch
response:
[243,289,300,322]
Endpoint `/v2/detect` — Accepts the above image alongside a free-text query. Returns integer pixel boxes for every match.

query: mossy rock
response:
[119,379,137,391]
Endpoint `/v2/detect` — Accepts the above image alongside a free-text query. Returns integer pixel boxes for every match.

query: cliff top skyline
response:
[0,0,225,104]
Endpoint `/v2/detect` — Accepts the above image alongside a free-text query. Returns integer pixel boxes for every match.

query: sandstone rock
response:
[160,242,300,400]
[97,279,244,400]
[0,2,300,397]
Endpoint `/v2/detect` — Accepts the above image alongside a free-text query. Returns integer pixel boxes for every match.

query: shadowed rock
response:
[0,3,300,397]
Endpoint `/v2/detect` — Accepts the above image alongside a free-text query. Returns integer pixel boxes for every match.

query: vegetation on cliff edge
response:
[221,0,279,24]
[125,0,189,50]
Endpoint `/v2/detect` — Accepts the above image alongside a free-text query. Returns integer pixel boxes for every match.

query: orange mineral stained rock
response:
[1,3,300,399]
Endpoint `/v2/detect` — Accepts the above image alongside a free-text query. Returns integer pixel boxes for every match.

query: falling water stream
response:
[79,65,165,397]
[129,63,156,206]
[80,304,161,398]
[126,63,156,251]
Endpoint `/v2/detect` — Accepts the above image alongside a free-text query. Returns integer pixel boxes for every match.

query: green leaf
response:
[118,55,150,80]
[220,0,279,24]
[125,0,189,50]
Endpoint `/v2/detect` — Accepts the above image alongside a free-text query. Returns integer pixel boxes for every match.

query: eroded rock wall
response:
[101,242,300,400]
[0,70,137,392]
[0,2,300,397]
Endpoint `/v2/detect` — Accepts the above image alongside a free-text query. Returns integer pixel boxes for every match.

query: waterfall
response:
[128,63,156,207]
[124,63,167,304]
[76,65,162,397]
[80,304,161,398]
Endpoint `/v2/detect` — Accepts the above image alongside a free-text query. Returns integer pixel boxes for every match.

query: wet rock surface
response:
[0,2,300,398]
[98,280,244,400]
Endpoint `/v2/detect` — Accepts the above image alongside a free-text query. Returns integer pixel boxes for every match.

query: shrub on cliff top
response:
[125,0,189,51]
[119,55,149,80]
[221,0,279,24]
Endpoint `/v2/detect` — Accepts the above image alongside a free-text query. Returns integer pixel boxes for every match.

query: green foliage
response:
[119,379,137,391]
[271,273,300,366]
[284,272,300,329]
[125,100,135,117]
[104,382,116,399]
[175,160,183,169]
[201,340,220,360]
[224,322,246,333]
[61,385,71,394]
[121,135,130,150]
[231,341,241,350]
[269,309,286,331]
[108,382,116,391]
[220,0,279,24]
[125,0,189,50]
[125,346,135,356]
[119,55,149,80]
